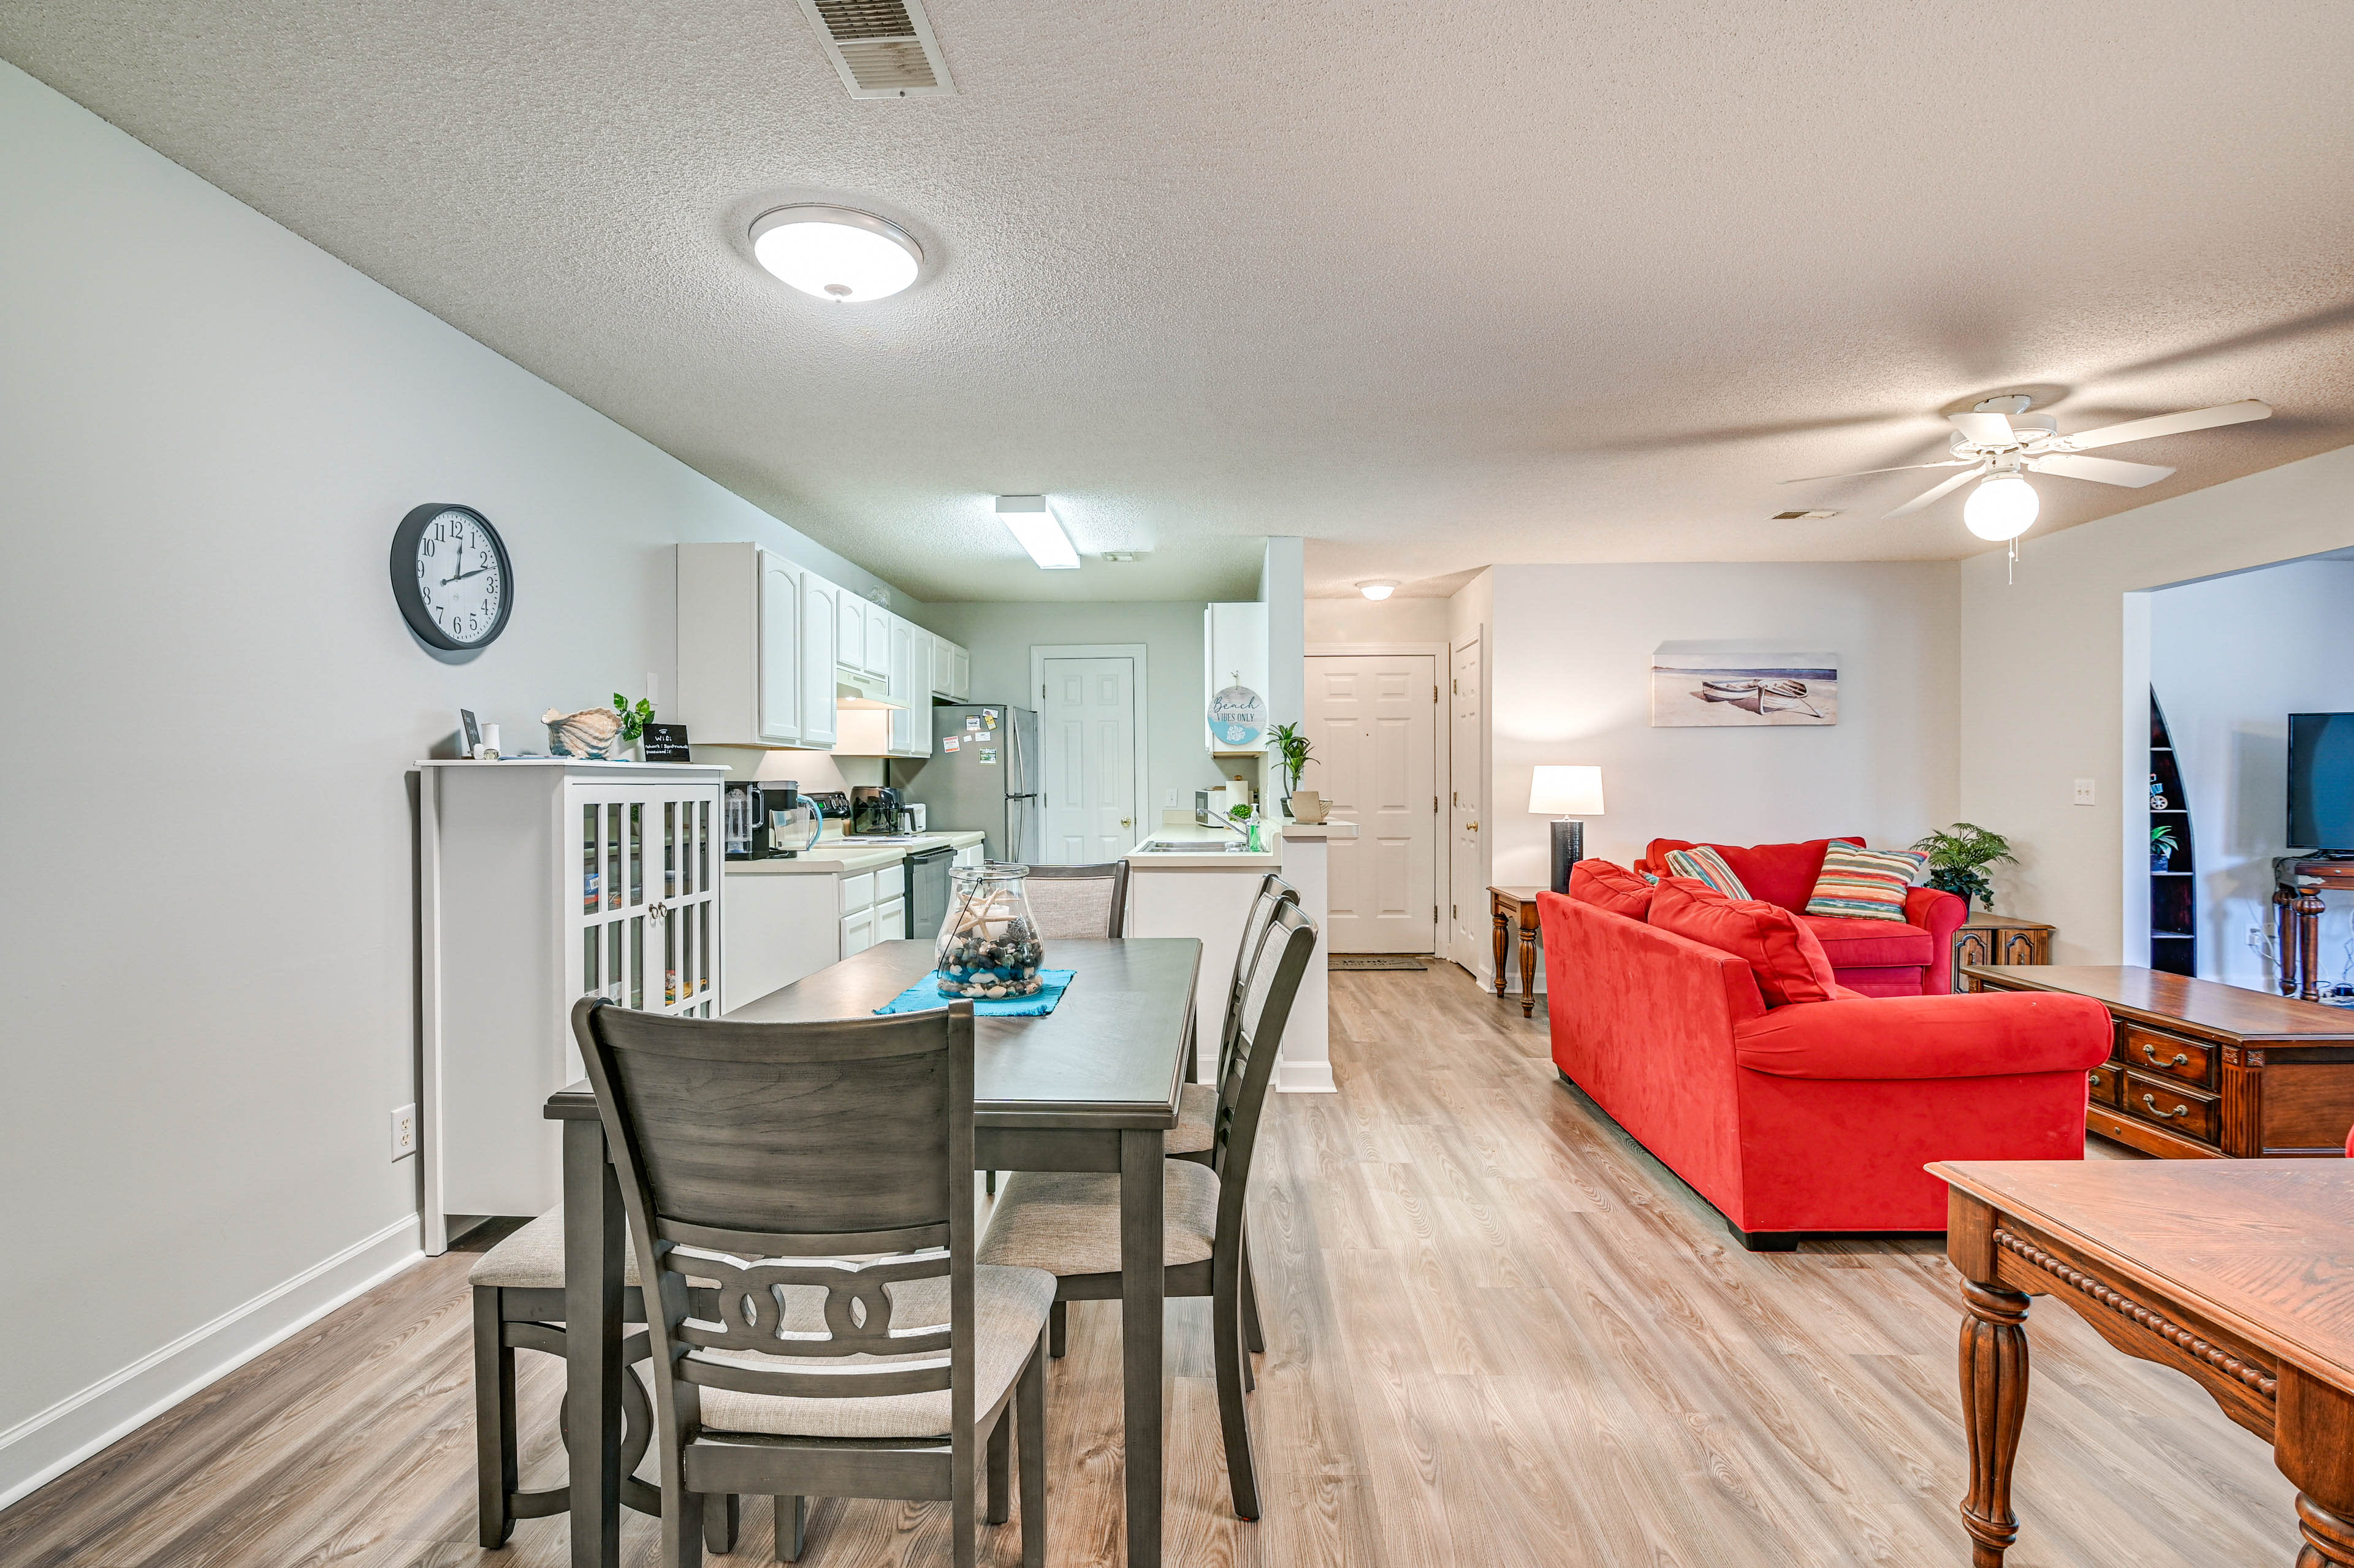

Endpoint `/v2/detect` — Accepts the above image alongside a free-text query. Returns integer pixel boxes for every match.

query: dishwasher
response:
[904,844,954,943]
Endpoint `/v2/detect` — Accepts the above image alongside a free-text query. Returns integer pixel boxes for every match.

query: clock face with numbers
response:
[390,504,512,650]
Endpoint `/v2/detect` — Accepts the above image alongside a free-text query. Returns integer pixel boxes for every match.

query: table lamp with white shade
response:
[1529,766,1606,894]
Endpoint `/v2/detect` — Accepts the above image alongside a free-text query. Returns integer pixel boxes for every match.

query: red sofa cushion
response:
[1733,991,2113,1079]
[1802,916,1935,969]
[1644,835,1864,913]
[1648,880,1841,1007]
[1568,858,1656,917]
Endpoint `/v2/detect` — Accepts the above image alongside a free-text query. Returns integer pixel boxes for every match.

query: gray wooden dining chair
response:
[1020,861,1130,938]
[977,900,1317,1522]
[574,995,1054,1568]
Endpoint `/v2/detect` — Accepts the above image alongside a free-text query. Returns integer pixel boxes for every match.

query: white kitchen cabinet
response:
[676,543,807,746]
[1205,601,1270,753]
[418,759,724,1250]
[799,569,839,749]
[951,644,970,699]
[891,619,932,757]
[864,603,893,677]
[954,842,984,870]
[836,588,866,671]
[842,907,874,956]
[931,635,956,697]
[875,894,907,941]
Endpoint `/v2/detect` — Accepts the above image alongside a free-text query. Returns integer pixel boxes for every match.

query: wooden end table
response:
[2276,858,2354,1002]
[1935,1158,2354,1566]
[1951,912,2052,991]
[1962,964,2354,1160]
[1490,885,1544,1017]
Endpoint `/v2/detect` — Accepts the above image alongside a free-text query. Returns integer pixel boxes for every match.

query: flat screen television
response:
[2287,713,2354,851]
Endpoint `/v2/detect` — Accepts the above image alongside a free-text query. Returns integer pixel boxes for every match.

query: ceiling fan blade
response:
[1780,460,1971,484]
[1885,465,1986,519]
[2028,453,2176,488]
[2061,399,2273,450]
[1947,411,2017,446]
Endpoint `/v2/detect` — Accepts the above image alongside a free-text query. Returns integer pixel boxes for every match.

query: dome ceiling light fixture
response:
[1357,580,1399,600]
[748,205,923,302]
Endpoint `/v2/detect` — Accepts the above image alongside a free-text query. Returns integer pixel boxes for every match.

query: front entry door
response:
[1449,639,1485,973]
[1039,655,1139,864]
[1306,652,1438,953]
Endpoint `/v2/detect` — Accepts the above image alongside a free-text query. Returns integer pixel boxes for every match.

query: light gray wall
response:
[1307,595,1452,644]
[1484,562,1962,889]
[2149,559,2354,988]
[0,62,915,1497]
[1960,443,2354,965]
[916,601,1230,820]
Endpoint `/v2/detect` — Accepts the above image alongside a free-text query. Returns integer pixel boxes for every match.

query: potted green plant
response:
[2150,824,2179,871]
[1910,823,2018,911]
[1269,722,1314,815]
[613,694,654,761]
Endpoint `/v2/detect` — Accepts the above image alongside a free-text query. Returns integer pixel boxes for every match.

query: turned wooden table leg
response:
[1517,910,1538,1018]
[2277,886,2300,997]
[1491,897,1509,999]
[2298,889,2327,1003]
[2279,1367,2354,1567]
[1958,1278,2032,1567]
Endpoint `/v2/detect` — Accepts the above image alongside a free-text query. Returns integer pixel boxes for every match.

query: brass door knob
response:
[1467,821,1480,832]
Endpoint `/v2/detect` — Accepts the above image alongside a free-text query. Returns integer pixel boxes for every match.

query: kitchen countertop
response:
[723,829,987,877]
[1124,819,1358,870]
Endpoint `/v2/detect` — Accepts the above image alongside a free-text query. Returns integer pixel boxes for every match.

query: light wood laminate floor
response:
[0,964,2298,1566]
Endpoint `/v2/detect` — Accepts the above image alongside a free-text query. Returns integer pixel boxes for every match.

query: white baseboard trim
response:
[1276,1059,1337,1093]
[0,1213,422,1510]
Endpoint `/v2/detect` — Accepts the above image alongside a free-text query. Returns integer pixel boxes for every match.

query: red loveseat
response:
[1637,836,1967,995]
[1538,887,2110,1248]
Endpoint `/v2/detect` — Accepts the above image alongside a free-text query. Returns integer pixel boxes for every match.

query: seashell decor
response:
[543,706,627,759]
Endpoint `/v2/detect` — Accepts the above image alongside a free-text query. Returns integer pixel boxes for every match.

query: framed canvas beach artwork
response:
[1650,644,1839,726]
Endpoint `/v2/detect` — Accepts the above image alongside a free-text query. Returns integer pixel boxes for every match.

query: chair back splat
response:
[1219,875,1298,1078]
[1021,861,1132,938]
[1209,901,1317,1252]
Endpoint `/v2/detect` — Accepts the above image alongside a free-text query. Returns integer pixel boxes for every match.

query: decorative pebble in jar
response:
[935,862,1046,1000]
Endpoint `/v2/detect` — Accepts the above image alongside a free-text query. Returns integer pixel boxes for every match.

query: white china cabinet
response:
[417,758,725,1251]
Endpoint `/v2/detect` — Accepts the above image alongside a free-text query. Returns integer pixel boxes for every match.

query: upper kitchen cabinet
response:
[836,590,867,674]
[889,619,932,757]
[798,567,839,749]
[926,632,972,701]
[864,601,892,679]
[677,544,803,747]
[1204,601,1269,754]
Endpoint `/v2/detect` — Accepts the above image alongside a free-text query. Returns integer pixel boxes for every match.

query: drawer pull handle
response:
[2137,1042,2191,1068]
[2141,1093,2190,1121]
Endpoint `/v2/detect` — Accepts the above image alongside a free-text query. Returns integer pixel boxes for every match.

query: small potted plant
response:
[1269,722,1314,816]
[614,694,654,761]
[1911,823,2018,910]
[2150,824,2179,871]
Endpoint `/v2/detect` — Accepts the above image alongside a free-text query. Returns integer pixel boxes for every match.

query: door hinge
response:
[1450,902,1458,918]
[1451,677,1458,695]
[1433,795,1439,813]
[1434,904,1440,923]
[1434,684,1440,703]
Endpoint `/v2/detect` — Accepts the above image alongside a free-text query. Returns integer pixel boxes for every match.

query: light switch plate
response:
[2072,778,2097,805]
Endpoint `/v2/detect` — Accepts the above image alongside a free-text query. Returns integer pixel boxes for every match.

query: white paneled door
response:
[1307,653,1438,953]
[1449,639,1485,972]
[1040,655,1140,864]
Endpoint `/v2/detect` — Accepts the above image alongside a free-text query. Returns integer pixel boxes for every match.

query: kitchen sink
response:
[1135,839,1254,854]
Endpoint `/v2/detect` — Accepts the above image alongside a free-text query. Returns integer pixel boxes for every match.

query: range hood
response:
[835,668,910,709]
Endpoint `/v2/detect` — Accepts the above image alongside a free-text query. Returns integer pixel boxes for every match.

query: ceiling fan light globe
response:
[1964,473,2039,541]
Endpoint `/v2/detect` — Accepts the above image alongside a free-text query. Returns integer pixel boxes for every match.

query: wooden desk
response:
[546,937,1200,1568]
[1962,965,2354,1160]
[1490,885,1545,1018]
[1935,1159,2354,1567]
[2277,859,2354,1003]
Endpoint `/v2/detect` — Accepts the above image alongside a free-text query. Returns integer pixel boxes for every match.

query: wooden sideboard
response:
[1950,912,2052,991]
[1962,964,2354,1160]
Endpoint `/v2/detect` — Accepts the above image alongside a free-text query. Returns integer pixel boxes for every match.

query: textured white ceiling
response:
[7,1,2354,603]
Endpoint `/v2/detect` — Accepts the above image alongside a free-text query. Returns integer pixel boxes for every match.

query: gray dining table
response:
[543,935,1202,1568]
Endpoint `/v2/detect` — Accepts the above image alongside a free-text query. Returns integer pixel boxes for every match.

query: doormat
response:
[1330,954,1428,971]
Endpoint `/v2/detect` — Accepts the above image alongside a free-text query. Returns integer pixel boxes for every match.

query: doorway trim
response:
[1306,641,1451,956]
[1028,642,1151,854]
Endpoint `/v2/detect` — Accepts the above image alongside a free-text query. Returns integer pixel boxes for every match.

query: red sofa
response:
[1539,886,2111,1248]
[1637,836,1967,995]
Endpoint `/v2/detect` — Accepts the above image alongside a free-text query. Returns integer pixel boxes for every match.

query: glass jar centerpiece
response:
[935,862,1046,1000]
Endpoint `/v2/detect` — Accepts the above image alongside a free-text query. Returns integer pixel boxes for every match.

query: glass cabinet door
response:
[571,780,720,1022]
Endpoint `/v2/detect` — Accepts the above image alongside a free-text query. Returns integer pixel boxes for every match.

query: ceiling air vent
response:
[1772,509,1841,521]
[796,0,957,97]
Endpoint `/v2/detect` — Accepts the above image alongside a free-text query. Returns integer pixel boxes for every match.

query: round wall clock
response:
[391,503,512,650]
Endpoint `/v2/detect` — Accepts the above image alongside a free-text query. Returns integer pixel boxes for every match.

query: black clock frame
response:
[391,503,513,651]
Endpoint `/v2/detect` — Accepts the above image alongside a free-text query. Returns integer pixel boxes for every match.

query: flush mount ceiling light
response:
[996,495,1080,569]
[748,206,922,302]
[1357,580,1399,600]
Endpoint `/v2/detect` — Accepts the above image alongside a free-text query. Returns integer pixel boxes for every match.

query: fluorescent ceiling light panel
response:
[995,495,1080,569]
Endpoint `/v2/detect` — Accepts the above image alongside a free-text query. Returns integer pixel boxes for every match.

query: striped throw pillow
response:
[1663,846,1751,900]
[1805,843,1928,922]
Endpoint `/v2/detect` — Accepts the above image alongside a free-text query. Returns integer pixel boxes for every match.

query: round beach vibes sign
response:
[1208,677,1266,747]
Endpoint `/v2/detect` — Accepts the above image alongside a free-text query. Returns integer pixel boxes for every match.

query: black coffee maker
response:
[848,785,905,836]
[725,780,812,859]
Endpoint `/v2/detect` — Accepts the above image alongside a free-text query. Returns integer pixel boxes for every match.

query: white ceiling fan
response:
[1785,395,2273,541]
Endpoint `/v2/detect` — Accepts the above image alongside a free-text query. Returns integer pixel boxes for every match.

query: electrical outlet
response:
[390,1104,417,1162]
[2072,778,2097,805]
[1165,789,1179,808]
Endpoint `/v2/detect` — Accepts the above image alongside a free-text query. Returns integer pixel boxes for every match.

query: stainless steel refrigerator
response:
[893,704,1040,862]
